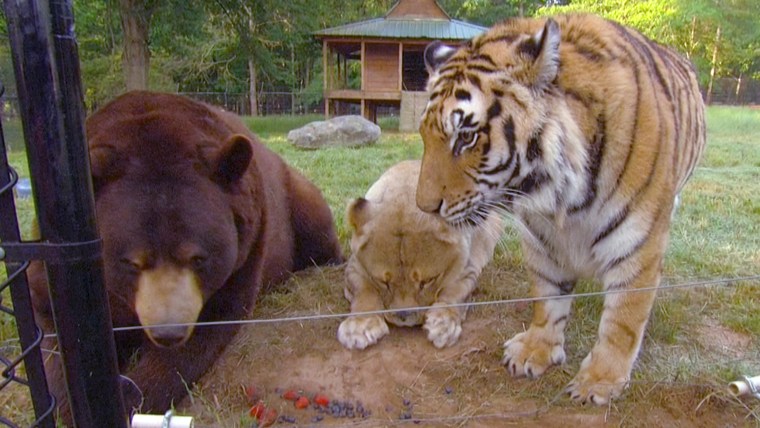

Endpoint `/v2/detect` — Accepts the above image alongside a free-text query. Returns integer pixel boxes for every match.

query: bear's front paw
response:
[424,307,462,348]
[501,328,565,378]
[337,315,389,350]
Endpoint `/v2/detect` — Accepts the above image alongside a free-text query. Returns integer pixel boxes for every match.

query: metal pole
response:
[3,1,127,426]
[0,84,56,427]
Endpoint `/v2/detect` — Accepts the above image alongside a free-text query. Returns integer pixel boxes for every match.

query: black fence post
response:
[3,1,127,426]
[0,83,56,427]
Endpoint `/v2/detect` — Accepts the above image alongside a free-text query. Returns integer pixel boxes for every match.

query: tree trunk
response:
[687,15,696,60]
[735,73,743,104]
[706,26,721,105]
[119,0,152,91]
[249,59,258,116]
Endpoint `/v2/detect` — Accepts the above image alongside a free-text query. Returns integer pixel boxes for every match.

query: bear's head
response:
[87,96,261,348]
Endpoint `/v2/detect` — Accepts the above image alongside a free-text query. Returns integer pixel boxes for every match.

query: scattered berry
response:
[248,401,266,419]
[260,408,278,427]
[313,393,330,407]
[281,389,299,401]
[444,386,453,394]
[295,396,310,409]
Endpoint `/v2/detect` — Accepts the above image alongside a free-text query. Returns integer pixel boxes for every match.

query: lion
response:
[338,160,502,349]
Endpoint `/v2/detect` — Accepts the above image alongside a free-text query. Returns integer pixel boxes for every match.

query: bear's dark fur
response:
[29,91,343,424]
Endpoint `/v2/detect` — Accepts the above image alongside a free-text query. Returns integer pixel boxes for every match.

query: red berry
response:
[282,389,299,401]
[295,396,310,409]
[248,401,266,419]
[260,408,278,427]
[313,393,330,407]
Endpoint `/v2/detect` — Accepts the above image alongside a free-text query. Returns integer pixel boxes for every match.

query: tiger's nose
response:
[416,196,443,214]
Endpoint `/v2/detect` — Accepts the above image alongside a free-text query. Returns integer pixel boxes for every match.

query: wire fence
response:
[1,76,758,126]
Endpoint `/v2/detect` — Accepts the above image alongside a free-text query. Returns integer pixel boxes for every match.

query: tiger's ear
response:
[517,18,561,89]
[424,41,457,74]
[346,197,373,233]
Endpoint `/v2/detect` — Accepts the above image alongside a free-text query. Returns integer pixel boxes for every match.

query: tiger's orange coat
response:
[417,14,705,404]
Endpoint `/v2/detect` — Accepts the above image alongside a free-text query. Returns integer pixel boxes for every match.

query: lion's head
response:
[345,161,470,327]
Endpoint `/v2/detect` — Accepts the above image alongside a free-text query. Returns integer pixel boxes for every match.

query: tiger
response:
[416,13,706,405]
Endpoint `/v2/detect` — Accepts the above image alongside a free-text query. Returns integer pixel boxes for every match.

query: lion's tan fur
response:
[338,160,501,349]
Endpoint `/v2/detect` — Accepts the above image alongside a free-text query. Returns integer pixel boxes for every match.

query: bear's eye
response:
[190,255,207,270]
[120,258,141,273]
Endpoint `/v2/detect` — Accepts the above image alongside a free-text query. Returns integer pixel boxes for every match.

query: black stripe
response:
[481,116,516,175]
[486,100,502,121]
[526,128,543,162]
[455,89,471,101]
[462,112,477,128]
[568,115,606,214]
[467,64,498,74]
[592,206,629,247]
[602,202,667,273]
[518,170,549,194]
[471,53,497,66]
[467,73,482,90]
[480,34,519,48]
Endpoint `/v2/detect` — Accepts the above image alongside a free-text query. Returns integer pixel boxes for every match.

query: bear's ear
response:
[346,197,373,233]
[89,145,124,193]
[215,134,253,185]
[516,18,560,89]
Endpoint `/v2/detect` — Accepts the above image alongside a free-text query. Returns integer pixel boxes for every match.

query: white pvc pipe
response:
[131,413,194,428]
[728,375,760,397]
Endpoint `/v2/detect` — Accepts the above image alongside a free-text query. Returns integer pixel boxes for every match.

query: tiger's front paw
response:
[337,315,389,350]
[423,307,462,348]
[566,349,630,405]
[501,328,565,378]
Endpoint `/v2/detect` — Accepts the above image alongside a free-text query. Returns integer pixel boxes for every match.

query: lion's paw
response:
[337,315,389,350]
[565,351,629,405]
[424,307,462,348]
[501,329,565,378]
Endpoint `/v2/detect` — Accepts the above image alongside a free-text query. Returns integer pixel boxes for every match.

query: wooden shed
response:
[314,0,486,131]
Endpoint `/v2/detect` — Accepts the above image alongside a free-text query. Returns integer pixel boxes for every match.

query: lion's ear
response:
[215,134,253,185]
[346,197,373,232]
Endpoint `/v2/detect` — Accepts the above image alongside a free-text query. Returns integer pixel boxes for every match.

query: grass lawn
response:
[1,106,758,426]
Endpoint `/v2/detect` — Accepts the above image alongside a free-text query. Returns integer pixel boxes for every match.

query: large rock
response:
[287,115,381,149]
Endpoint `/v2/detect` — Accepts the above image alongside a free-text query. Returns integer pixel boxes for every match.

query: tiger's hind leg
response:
[502,268,576,379]
[566,248,662,405]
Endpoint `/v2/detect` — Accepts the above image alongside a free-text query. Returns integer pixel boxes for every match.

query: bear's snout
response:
[134,264,204,347]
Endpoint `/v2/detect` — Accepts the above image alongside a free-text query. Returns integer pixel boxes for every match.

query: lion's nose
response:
[395,310,416,321]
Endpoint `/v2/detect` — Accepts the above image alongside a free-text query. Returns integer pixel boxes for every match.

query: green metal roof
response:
[314,18,486,41]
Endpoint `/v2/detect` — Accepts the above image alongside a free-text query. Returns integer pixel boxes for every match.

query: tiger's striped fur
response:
[416,14,706,404]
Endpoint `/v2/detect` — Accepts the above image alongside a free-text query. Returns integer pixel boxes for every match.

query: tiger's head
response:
[417,18,586,226]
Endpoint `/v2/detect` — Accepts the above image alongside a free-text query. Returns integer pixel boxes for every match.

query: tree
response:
[119,0,154,90]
